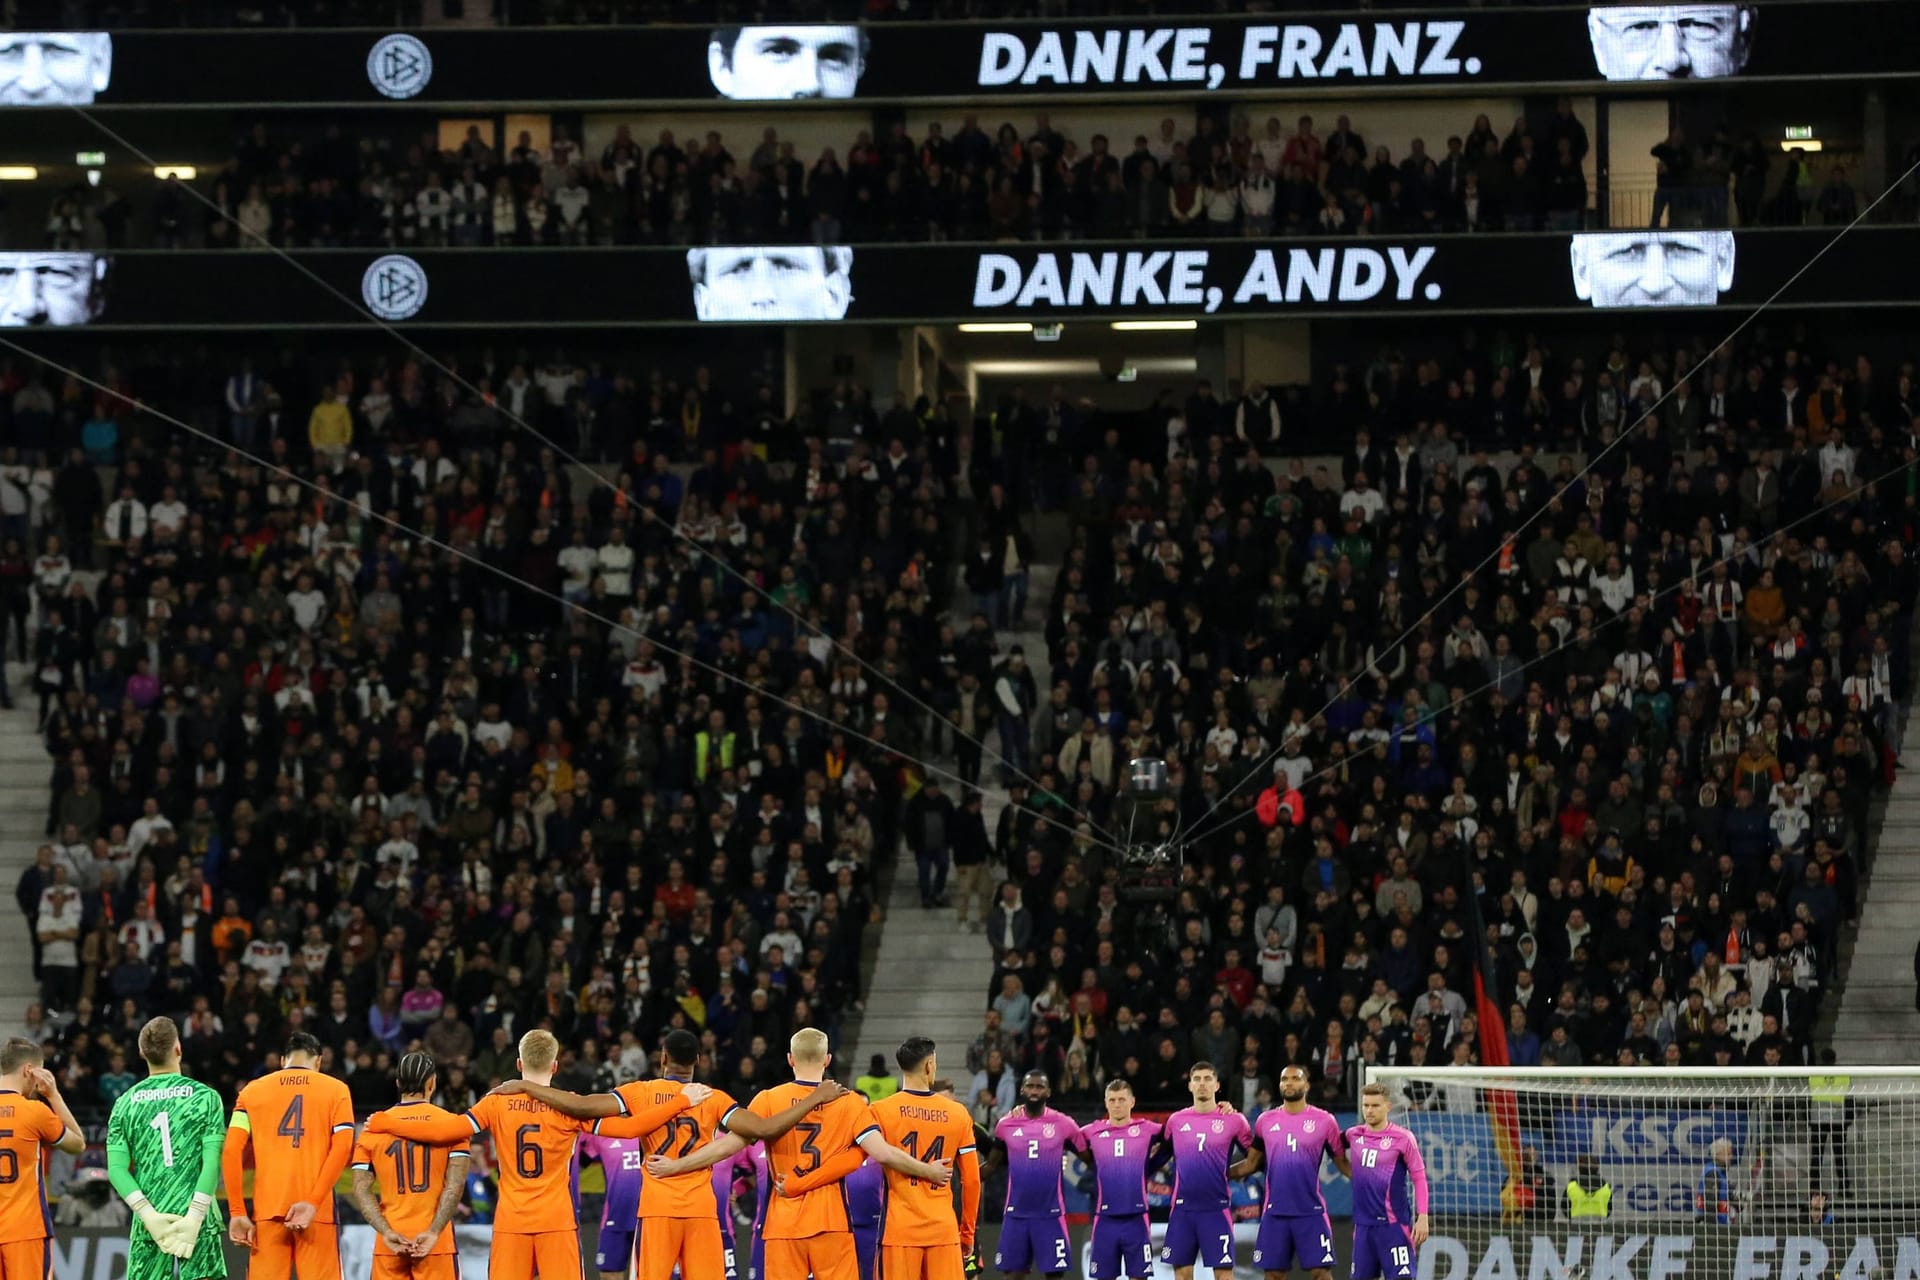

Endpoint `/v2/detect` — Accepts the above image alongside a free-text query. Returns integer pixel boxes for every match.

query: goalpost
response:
[1357,1065,1920,1280]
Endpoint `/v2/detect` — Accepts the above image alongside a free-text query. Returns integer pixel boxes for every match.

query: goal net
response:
[1358,1066,1920,1280]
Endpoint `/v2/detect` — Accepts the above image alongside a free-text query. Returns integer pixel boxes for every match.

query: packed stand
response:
[960,333,1912,1125]
[0,347,964,1122]
[28,105,1871,254]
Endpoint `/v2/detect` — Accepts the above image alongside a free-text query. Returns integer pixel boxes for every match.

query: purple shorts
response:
[593,1228,632,1275]
[1351,1223,1415,1280]
[1160,1207,1236,1270]
[853,1223,879,1280]
[1254,1214,1336,1272]
[1088,1214,1152,1279]
[995,1215,1073,1274]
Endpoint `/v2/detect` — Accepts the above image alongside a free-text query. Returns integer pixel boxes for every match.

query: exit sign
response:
[1783,125,1815,141]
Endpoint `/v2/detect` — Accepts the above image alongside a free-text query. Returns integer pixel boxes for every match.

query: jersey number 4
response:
[898,1131,946,1187]
[278,1096,306,1150]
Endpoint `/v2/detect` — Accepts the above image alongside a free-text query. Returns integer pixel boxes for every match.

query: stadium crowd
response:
[958,334,1910,1121]
[23,105,1858,254]
[0,319,1909,1142]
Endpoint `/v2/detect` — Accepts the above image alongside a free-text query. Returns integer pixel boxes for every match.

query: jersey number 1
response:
[150,1112,175,1167]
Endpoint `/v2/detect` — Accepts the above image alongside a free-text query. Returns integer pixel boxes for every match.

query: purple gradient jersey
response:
[995,1107,1089,1216]
[582,1133,646,1227]
[1079,1118,1163,1215]
[1258,1106,1346,1217]
[1345,1124,1430,1224]
[1164,1108,1254,1211]
[846,1156,884,1228]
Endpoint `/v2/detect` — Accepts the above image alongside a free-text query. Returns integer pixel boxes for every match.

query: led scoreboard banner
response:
[1,2,1918,108]
[5,228,1919,330]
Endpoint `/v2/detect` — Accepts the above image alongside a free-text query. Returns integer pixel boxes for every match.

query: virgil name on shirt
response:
[972,246,1444,315]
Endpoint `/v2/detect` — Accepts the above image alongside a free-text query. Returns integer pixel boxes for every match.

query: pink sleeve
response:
[1400,1127,1430,1214]
[1061,1111,1090,1153]
[1326,1114,1348,1156]
[1236,1113,1254,1150]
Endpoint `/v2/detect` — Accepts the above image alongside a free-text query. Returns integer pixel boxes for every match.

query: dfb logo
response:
[361,255,429,321]
[367,33,433,99]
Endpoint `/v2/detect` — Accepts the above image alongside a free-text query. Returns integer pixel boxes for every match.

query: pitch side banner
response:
[12,227,1920,330]
[5,2,1920,108]
[1417,1231,1920,1280]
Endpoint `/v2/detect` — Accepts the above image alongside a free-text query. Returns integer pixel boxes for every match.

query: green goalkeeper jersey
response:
[107,1074,226,1214]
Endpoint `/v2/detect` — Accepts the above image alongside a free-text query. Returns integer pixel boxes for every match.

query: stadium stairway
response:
[849,556,1058,1084]
[0,665,44,1022]
[1828,679,1920,1062]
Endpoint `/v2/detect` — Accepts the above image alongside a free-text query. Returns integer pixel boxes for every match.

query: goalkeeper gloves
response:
[963,1249,983,1278]
[125,1193,183,1247]
[157,1193,214,1258]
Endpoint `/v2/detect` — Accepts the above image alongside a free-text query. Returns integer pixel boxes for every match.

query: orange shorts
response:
[371,1254,458,1280]
[765,1234,858,1280]
[492,1230,583,1280]
[635,1216,726,1280]
[254,1219,343,1280]
[881,1243,966,1280]
[0,1238,45,1280]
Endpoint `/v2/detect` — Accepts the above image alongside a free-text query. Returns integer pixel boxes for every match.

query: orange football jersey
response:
[231,1069,356,1223]
[869,1092,976,1246]
[465,1092,586,1233]
[596,1080,737,1219]
[0,1093,64,1244]
[745,1085,878,1240]
[350,1103,469,1257]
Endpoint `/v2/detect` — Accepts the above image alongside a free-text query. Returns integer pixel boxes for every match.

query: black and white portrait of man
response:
[0,32,112,105]
[688,246,854,321]
[0,253,110,326]
[1569,231,1735,308]
[707,25,866,100]
[1587,5,1754,80]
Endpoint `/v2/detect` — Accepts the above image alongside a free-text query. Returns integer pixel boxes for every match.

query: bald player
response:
[0,1037,85,1280]
[493,1028,840,1280]
[780,1036,983,1280]
[224,1032,357,1280]
[644,1028,955,1280]
[1243,1066,1349,1280]
[370,1030,705,1280]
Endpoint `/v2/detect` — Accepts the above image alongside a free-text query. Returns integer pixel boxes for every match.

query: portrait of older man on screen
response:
[707,24,866,99]
[0,31,112,105]
[688,246,854,321]
[1588,4,1754,80]
[0,253,110,326]
[1569,230,1735,308]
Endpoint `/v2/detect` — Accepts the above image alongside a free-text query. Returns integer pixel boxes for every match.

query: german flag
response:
[1467,879,1526,1220]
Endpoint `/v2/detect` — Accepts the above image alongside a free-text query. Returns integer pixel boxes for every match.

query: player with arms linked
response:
[1345,1083,1430,1280]
[1077,1078,1160,1280]
[992,1069,1090,1280]
[642,1027,953,1280]
[777,1036,983,1280]
[1158,1062,1255,1280]
[489,1027,841,1280]
[1239,1065,1350,1280]
[350,1052,469,1280]
[368,1029,704,1280]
